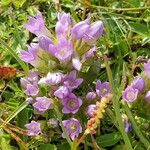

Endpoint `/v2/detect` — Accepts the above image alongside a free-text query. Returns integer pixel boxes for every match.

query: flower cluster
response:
[20,11,104,140]
[122,60,150,104]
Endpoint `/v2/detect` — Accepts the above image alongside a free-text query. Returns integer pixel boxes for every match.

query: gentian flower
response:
[21,71,38,89]
[82,46,97,62]
[63,70,83,90]
[54,37,73,63]
[131,76,145,92]
[86,104,97,117]
[24,84,39,96]
[122,114,132,133]
[83,21,104,44]
[144,60,150,76]
[96,80,110,98]
[72,19,90,39]
[38,35,53,54]
[62,118,82,140]
[33,97,52,114]
[55,12,71,36]
[25,121,41,136]
[25,12,50,36]
[39,72,63,85]
[62,93,82,114]
[20,43,39,66]
[122,86,139,102]
[86,92,96,100]
[54,86,70,99]
[145,91,150,103]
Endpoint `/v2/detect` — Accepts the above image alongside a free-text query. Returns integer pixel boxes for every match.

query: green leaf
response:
[12,0,26,8]
[38,144,57,150]
[1,0,11,6]
[129,23,150,38]
[96,132,122,148]
[57,143,70,150]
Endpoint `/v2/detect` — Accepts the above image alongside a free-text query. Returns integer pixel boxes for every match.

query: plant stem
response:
[123,102,150,149]
[54,106,72,147]
[79,1,150,11]
[104,56,133,150]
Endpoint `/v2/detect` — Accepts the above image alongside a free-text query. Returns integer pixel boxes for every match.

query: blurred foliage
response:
[0,0,150,149]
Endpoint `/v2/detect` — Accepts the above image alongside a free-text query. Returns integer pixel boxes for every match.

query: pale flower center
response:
[126,91,135,100]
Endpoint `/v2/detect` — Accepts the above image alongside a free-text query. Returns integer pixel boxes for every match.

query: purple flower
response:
[63,70,83,90]
[39,72,63,85]
[20,43,39,66]
[96,80,110,98]
[122,114,132,133]
[131,77,145,92]
[54,86,70,99]
[72,55,82,71]
[62,118,82,140]
[47,119,58,128]
[62,93,82,114]
[82,46,97,62]
[83,21,104,44]
[33,97,52,114]
[21,71,38,89]
[125,123,132,133]
[72,19,90,39]
[24,84,39,96]
[26,97,34,104]
[55,12,71,35]
[25,12,49,36]
[145,91,150,103]
[38,35,53,54]
[86,92,96,100]
[54,38,73,63]
[25,121,41,136]
[86,104,97,117]
[122,86,139,102]
[144,60,150,75]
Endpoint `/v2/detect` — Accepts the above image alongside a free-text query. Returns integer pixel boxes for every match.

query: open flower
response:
[63,70,83,90]
[33,97,52,114]
[54,86,70,99]
[96,80,110,98]
[55,12,71,36]
[24,84,39,96]
[25,12,49,36]
[122,86,139,102]
[54,37,73,63]
[25,121,41,136]
[62,93,82,114]
[20,43,39,66]
[62,118,82,140]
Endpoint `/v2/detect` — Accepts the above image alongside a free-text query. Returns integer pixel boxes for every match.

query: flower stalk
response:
[104,55,133,150]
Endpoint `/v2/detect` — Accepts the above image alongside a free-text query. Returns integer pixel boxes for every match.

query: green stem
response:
[79,1,150,11]
[54,106,72,147]
[123,102,150,149]
[71,140,77,150]
[104,56,133,150]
